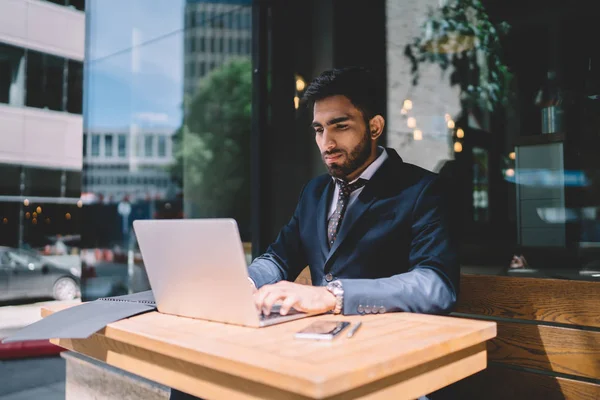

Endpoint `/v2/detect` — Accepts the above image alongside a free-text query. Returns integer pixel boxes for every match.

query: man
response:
[170,67,458,400]
[250,66,459,318]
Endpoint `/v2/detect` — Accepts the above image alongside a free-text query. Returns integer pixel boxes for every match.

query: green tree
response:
[171,59,252,234]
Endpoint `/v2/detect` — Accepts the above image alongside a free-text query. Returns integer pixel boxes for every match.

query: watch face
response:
[328,280,342,290]
[327,281,343,301]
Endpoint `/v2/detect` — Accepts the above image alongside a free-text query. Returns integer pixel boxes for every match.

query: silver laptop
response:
[132,218,314,327]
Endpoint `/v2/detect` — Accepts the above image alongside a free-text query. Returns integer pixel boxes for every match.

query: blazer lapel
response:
[317,179,334,259]
[324,148,403,269]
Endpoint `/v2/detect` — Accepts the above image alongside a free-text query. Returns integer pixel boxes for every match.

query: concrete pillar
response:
[62,351,169,400]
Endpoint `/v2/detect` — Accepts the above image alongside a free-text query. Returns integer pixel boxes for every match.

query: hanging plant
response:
[404,0,512,111]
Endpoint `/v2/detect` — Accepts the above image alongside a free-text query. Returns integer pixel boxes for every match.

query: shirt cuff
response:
[248,277,257,289]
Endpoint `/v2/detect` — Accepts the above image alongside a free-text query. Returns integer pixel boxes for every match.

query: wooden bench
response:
[444,274,600,399]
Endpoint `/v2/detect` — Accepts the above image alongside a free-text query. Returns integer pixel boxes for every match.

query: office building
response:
[0,0,85,247]
[82,127,177,203]
[184,0,252,98]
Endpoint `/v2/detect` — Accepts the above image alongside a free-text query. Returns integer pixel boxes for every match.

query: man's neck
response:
[344,147,382,182]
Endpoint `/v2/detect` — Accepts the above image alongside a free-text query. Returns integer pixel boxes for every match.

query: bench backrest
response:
[446,274,600,399]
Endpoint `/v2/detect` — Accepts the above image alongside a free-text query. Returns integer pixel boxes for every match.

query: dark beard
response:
[323,130,372,180]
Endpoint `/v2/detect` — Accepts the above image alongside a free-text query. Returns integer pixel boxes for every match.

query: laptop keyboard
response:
[259,306,302,321]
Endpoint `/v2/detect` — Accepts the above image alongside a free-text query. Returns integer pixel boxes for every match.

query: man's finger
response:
[261,291,286,316]
[254,285,277,311]
[279,295,299,316]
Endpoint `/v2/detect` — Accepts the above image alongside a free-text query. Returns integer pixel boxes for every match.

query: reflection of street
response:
[82,261,151,300]
[0,356,65,400]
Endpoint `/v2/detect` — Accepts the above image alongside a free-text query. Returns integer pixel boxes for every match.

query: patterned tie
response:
[327,178,367,248]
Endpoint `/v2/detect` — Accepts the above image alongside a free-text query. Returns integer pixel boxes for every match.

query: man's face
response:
[312,95,373,181]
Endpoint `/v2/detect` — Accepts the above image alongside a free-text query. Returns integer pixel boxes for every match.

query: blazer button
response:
[325,273,333,282]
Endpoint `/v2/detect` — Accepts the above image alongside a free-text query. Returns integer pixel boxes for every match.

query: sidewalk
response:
[0,298,81,341]
[0,298,81,359]
[0,356,65,400]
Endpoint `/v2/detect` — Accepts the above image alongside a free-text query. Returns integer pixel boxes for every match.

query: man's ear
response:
[369,115,385,140]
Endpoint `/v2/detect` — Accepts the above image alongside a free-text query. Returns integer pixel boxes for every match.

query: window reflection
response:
[387,0,599,280]
[2,0,597,330]
[73,0,253,300]
[118,135,127,158]
[25,51,65,111]
[0,43,25,106]
[67,60,83,114]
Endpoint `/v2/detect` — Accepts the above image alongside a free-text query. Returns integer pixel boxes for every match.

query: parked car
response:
[0,246,81,302]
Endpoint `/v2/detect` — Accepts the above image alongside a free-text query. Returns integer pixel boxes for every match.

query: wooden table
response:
[42,305,496,399]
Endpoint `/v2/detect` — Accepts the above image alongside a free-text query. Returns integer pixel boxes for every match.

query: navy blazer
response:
[248,148,459,315]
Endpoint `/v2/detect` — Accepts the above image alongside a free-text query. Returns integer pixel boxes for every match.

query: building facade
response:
[82,128,176,204]
[184,0,252,98]
[0,0,85,247]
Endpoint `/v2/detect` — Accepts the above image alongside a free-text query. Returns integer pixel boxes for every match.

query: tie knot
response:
[337,178,367,198]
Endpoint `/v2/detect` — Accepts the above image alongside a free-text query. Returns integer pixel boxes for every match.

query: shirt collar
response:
[332,146,388,184]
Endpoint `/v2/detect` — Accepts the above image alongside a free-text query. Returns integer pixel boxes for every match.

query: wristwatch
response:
[326,280,344,314]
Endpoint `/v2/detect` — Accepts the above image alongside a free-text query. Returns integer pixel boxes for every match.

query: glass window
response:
[229,37,234,54]
[104,135,113,157]
[237,38,243,54]
[189,10,196,28]
[118,134,127,158]
[67,60,83,114]
[0,43,26,106]
[243,12,251,29]
[158,136,167,157]
[65,170,81,197]
[83,133,87,157]
[226,12,232,29]
[75,0,252,302]
[25,50,65,111]
[383,1,600,278]
[91,135,100,157]
[0,164,21,196]
[236,12,242,30]
[67,0,85,11]
[23,166,62,197]
[144,135,154,157]
[214,15,224,29]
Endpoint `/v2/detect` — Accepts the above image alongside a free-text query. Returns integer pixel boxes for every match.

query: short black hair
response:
[301,67,384,122]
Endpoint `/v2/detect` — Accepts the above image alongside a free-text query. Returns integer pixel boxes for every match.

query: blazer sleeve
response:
[339,176,460,315]
[247,186,308,289]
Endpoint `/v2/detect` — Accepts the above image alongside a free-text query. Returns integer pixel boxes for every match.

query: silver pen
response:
[347,322,362,338]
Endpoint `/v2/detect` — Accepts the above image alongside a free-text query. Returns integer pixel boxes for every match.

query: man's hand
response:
[254,281,337,316]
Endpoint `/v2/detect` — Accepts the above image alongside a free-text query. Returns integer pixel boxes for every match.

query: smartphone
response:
[294,321,351,340]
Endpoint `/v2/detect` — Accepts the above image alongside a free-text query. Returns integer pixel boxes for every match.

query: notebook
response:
[1,291,156,343]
